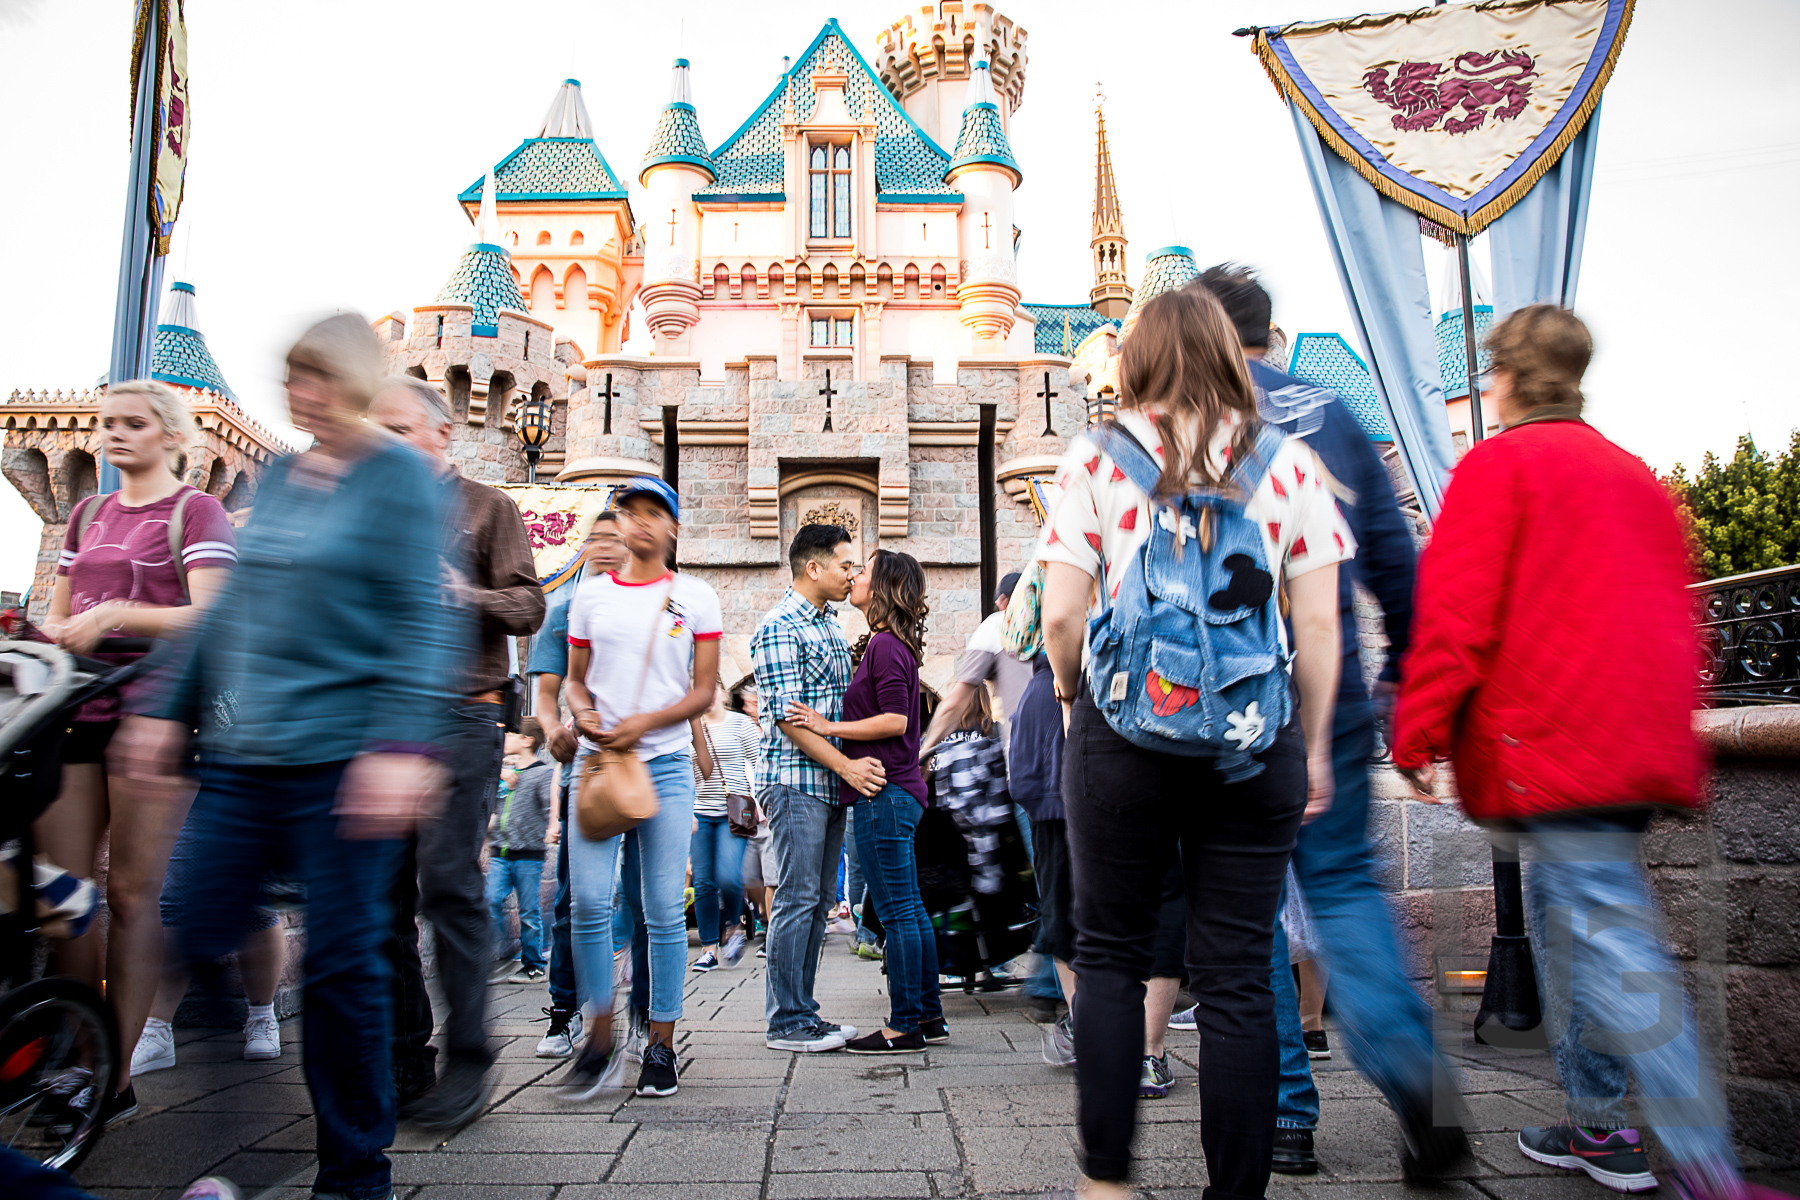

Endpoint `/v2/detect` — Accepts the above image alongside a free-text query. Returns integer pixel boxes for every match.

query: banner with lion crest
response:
[493,483,615,592]
[1253,0,1631,235]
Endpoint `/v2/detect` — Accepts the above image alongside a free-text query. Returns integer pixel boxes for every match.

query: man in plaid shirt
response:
[751,523,888,1052]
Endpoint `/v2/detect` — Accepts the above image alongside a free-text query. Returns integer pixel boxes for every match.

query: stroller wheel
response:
[0,976,120,1171]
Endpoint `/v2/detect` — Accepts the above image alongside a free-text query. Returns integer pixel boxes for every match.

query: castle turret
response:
[945,60,1022,352]
[437,170,528,340]
[150,281,237,402]
[1089,96,1132,320]
[875,4,1027,150]
[638,59,714,356]
[1120,245,1199,340]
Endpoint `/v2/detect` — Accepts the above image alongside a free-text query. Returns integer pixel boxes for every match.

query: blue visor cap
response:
[614,475,681,522]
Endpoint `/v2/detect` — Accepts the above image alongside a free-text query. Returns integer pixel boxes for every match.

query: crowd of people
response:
[7,273,1781,1200]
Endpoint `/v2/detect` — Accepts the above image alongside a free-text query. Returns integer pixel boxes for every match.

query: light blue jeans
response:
[567,750,696,1023]
[1272,882,1321,1129]
[762,782,847,1039]
[690,813,744,946]
[1522,814,1736,1168]
[486,854,545,971]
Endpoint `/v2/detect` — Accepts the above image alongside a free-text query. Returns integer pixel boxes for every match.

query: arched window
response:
[808,142,852,238]
[903,263,919,299]
[742,264,756,298]
[930,264,946,295]
[536,231,552,246]
[714,264,731,297]
[530,265,555,316]
[768,264,784,295]
[565,263,589,310]
[569,230,585,246]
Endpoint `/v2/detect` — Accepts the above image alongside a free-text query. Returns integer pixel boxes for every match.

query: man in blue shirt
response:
[1194,266,1469,1179]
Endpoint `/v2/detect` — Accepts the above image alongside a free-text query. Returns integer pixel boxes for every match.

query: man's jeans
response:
[842,804,878,946]
[691,813,744,946]
[1522,814,1737,1168]
[565,750,695,1022]
[1276,703,1446,1128]
[1273,883,1321,1129]
[547,784,576,1012]
[487,854,545,971]
[762,781,847,1038]
[854,784,943,1034]
[180,759,402,1200]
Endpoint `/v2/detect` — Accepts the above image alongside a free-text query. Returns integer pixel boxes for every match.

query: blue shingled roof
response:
[1287,332,1392,443]
[641,102,715,183]
[698,20,960,202]
[1436,307,1493,400]
[436,244,528,337]
[947,103,1020,183]
[151,325,236,401]
[1021,303,1115,356]
[1122,246,1199,331]
[458,138,627,203]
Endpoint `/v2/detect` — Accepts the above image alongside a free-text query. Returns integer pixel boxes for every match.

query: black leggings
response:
[1064,691,1306,1196]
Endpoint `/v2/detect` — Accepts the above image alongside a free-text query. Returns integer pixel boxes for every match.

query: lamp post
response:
[517,394,552,484]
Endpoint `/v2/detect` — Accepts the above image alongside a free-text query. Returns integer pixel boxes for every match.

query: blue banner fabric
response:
[1488,104,1601,319]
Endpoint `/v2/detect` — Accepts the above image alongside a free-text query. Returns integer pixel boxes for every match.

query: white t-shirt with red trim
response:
[1038,410,1356,643]
[567,570,723,761]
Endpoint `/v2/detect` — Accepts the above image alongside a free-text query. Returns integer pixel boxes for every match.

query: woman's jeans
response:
[179,758,402,1200]
[1521,814,1737,1168]
[1064,694,1306,1194]
[566,750,696,1023]
[486,853,545,971]
[690,813,744,945]
[853,784,943,1035]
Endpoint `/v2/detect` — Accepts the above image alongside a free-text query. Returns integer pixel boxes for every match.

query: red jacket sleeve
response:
[1391,444,1522,769]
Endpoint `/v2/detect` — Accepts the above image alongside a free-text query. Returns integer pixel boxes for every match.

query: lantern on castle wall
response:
[517,394,552,483]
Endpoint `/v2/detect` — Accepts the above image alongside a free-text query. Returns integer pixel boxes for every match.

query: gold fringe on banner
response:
[1251,0,1633,237]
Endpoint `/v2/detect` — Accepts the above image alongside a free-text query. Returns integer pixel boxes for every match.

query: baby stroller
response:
[0,636,163,1170]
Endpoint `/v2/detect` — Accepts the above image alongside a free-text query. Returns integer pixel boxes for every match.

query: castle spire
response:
[537,78,594,138]
[1089,89,1132,320]
[640,58,715,185]
[150,281,237,401]
[475,167,501,247]
[944,60,1021,186]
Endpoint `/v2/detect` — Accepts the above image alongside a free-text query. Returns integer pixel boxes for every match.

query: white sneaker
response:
[132,1019,176,1075]
[536,1007,583,1058]
[242,1012,282,1061]
[765,1028,847,1053]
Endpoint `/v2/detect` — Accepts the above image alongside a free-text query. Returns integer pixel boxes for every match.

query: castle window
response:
[536,231,552,246]
[810,316,853,347]
[809,143,852,239]
[570,230,584,246]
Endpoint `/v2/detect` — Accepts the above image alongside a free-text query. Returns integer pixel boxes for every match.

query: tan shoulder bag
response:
[576,581,669,841]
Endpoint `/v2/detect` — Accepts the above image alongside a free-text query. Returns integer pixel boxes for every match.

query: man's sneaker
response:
[635,1043,680,1096]
[242,1012,282,1061]
[133,1018,177,1075]
[1304,1029,1331,1060]
[1519,1122,1658,1193]
[53,1083,136,1135]
[489,959,520,984]
[555,1043,621,1102]
[921,1017,950,1044]
[1139,1053,1172,1098]
[814,1019,860,1042]
[692,950,719,972]
[536,1007,582,1058]
[404,1060,491,1131]
[180,1178,244,1200]
[1041,1012,1076,1068]
[1272,1127,1319,1175]
[828,916,856,935]
[766,1027,847,1053]
[1168,1005,1197,1031]
[1025,996,1063,1024]
[845,1029,927,1054]
[856,941,884,961]
[1399,1106,1473,1182]
[722,931,748,967]
[756,945,767,958]
[618,1013,649,1063]
[508,965,546,985]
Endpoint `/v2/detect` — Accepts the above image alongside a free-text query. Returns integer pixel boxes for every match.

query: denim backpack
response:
[1084,421,1292,780]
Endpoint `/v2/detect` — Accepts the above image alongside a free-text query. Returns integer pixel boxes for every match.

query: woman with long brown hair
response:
[787,548,942,1053]
[1037,287,1353,1197]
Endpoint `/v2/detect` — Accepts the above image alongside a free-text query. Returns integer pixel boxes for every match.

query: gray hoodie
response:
[492,757,552,857]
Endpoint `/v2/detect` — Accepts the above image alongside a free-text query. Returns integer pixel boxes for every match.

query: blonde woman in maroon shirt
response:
[38,379,237,1122]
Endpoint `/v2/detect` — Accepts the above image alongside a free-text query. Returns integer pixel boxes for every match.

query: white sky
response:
[2,0,1797,596]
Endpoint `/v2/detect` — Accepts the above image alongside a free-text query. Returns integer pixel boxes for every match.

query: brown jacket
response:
[453,475,545,695]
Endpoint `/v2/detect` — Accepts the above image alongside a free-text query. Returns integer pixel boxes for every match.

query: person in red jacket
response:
[1393,306,1776,1200]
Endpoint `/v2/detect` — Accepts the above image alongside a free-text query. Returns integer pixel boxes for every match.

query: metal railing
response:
[1693,563,1800,706]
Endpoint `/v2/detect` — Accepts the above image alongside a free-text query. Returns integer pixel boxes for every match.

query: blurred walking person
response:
[37,378,238,1123]
[488,719,553,983]
[114,313,461,1200]
[368,374,545,1129]
[690,684,759,972]
[1038,287,1352,1198]
[1392,306,1775,1200]
[788,549,940,1053]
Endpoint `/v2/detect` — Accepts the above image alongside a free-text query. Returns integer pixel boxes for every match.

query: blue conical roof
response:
[1121,246,1200,336]
[641,59,715,184]
[945,62,1020,185]
[150,282,236,401]
[436,245,527,338]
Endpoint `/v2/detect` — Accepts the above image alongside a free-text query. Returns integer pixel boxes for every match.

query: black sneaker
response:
[920,1017,950,1044]
[404,1059,492,1131]
[1025,996,1063,1024]
[844,1029,927,1054]
[555,1042,617,1102]
[1272,1127,1319,1175]
[635,1043,680,1096]
[1399,1105,1473,1181]
[1518,1121,1657,1193]
[1303,1029,1331,1059]
[51,1082,136,1134]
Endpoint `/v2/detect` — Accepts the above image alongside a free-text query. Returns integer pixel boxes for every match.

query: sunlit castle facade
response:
[379,5,1142,685]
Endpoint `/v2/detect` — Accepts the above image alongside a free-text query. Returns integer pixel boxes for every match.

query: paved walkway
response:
[81,935,1797,1200]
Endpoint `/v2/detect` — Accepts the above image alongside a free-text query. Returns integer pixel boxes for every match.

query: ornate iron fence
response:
[1693,564,1800,706]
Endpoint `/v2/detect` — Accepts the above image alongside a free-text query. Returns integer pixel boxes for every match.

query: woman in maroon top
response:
[39,379,237,1117]
[787,548,943,1053]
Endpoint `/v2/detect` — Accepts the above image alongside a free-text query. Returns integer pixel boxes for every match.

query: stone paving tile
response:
[766,1169,936,1197]
[409,1187,554,1200]
[390,1150,616,1184]
[608,1125,771,1182]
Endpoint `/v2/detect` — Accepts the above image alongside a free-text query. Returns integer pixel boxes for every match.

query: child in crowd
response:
[488,719,554,985]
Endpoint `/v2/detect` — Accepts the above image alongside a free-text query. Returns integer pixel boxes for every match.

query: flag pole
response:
[104,0,165,495]
[1458,234,1485,443]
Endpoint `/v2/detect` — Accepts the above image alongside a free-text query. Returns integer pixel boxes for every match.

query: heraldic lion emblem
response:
[1363,49,1537,135]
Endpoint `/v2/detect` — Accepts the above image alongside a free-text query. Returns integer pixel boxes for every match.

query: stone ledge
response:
[1695,705,1800,758]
